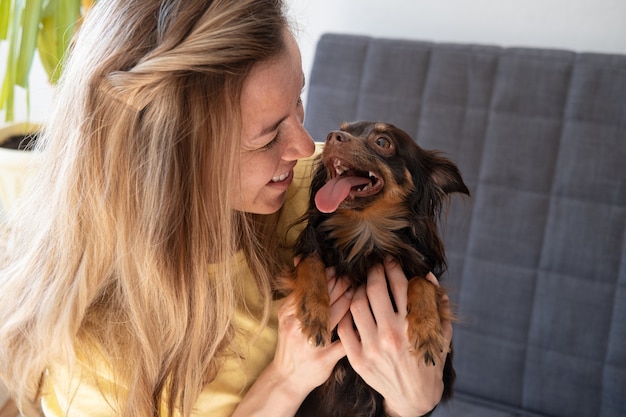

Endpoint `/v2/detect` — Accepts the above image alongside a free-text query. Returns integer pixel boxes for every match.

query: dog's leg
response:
[291,253,332,346]
[406,277,452,365]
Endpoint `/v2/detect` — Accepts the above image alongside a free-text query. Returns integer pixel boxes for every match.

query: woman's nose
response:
[285,124,315,160]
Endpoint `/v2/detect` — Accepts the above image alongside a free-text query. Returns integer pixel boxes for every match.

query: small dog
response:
[284,121,469,417]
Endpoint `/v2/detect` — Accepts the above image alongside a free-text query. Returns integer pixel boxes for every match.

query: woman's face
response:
[234,31,315,214]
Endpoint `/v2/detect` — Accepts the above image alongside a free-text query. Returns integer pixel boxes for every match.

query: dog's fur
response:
[282,121,469,417]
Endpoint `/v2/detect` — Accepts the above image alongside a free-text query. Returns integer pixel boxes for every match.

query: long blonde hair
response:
[0,0,288,415]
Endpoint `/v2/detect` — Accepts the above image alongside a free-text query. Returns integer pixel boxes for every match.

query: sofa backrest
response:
[303,33,626,417]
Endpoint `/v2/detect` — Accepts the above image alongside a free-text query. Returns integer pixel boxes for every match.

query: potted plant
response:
[0,122,41,213]
[0,0,95,213]
[1,0,96,121]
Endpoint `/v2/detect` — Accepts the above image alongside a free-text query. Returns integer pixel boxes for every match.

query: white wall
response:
[2,0,625,125]
[290,0,626,103]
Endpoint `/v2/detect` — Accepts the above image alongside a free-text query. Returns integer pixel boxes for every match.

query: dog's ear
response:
[391,125,468,197]
[407,151,469,276]
[429,155,470,197]
[407,150,469,219]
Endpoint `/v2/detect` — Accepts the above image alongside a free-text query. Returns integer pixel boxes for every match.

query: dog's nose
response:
[327,130,350,143]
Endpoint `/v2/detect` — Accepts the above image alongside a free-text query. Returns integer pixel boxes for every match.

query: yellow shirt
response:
[40,149,319,417]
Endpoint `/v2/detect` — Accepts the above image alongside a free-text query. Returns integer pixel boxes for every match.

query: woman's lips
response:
[271,170,291,183]
[268,169,294,191]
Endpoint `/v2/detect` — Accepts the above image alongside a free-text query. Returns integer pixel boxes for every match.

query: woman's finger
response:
[364,263,394,323]
[278,292,296,317]
[383,256,409,315]
[327,269,350,305]
[337,311,361,357]
[425,271,440,286]
[349,285,377,346]
[329,285,353,329]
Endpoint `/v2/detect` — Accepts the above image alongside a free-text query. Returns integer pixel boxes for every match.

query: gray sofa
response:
[303,33,626,417]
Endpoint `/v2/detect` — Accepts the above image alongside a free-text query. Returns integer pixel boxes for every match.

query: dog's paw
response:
[292,254,332,347]
[406,277,448,365]
[298,302,332,347]
[408,319,447,366]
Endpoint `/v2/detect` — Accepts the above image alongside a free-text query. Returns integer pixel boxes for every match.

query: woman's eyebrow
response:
[258,115,288,138]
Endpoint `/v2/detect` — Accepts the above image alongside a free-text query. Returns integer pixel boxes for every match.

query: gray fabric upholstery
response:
[304,33,626,417]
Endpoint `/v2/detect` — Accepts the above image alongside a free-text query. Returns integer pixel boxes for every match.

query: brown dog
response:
[283,121,469,417]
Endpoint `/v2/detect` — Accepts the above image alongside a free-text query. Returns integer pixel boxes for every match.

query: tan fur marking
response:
[407,277,454,365]
[291,254,332,346]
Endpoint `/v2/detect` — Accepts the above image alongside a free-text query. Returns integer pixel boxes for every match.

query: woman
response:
[0,1,452,416]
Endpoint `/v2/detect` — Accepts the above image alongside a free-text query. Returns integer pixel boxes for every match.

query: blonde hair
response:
[0,0,288,415]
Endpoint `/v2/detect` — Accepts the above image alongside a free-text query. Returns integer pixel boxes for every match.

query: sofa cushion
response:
[433,394,523,417]
[304,33,626,417]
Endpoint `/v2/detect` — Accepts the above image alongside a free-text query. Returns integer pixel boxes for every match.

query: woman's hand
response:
[233,267,353,417]
[270,268,353,395]
[337,257,453,417]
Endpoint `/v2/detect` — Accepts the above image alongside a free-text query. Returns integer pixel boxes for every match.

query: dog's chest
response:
[317,211,416,280]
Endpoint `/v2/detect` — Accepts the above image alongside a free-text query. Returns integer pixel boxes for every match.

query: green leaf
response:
[37,13,59,82]
[1,67,16,121]
[0,0,12,40]
[15,0,44,87]
[1,0,24,120]
[53,0,81,81]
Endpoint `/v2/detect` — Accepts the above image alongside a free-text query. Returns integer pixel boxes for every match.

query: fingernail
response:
[326,266,336,278]
[343,286,355,299]
[385,256,398,265]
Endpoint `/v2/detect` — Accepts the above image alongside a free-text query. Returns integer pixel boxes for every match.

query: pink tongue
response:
[314,176,371,213]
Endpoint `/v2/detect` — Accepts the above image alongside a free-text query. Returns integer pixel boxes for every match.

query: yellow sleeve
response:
[41,356,121,417]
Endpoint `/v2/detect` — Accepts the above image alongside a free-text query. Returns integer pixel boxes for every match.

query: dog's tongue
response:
[315,176,371,213]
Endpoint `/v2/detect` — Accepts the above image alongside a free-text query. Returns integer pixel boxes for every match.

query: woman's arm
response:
[338,257,453,417]
[231,272,353,417]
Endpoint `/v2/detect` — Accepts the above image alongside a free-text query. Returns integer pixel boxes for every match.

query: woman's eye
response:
[262,133,280,150]
[375,137,391,149]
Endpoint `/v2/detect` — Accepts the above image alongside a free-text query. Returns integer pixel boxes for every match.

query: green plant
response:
[0,0,95,121]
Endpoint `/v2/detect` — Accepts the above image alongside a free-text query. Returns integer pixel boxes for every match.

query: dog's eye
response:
[375,137,391,149]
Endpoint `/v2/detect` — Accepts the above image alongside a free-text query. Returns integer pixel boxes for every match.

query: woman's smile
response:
[271,169,293,184]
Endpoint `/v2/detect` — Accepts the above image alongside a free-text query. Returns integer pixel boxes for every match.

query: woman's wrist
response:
[232,361,310,417]
[262,360,315,400]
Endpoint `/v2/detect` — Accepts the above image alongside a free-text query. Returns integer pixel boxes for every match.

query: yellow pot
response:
[0,123,41,214]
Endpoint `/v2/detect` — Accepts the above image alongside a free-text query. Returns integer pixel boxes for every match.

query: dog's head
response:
[312,121,469,217]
